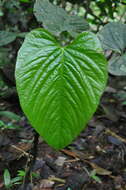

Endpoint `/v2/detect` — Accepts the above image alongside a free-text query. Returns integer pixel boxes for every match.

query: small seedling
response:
[3,169,39,189]
[17,170,26,178]
[4,169,11,189]
[0,120,21,130]
[83,167,102,184]
[90,170,102,184]
[4,169,24,189]
[0,111,21,130]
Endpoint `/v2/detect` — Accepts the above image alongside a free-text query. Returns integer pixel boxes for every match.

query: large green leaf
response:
[33,0,89,36]
[98,22,126,76]
[0,31,17,46]
[15,29,107,149]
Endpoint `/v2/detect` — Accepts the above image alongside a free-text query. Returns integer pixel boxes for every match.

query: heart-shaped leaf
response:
[15,29,107,149]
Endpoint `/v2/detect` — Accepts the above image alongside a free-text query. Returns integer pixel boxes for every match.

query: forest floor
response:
[0,76,126,190]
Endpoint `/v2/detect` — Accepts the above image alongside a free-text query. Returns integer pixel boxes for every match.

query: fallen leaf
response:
[89,162,112,175]
[33,179,54,190]
[61,149,79,158]
[55,156,66,167]
[49,176,65,183]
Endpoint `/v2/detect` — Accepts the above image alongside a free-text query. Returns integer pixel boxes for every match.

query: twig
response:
[105,129,126,144]
[11,144,33,158]
[83,1,104,25]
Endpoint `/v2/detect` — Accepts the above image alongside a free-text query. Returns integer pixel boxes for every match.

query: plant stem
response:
[23,130,39,185]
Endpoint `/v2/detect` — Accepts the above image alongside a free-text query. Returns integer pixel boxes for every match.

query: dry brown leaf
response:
[89,162,112,175]
[61,149,79,158]
[33,179,54,190]
[49,176,65,183]
[61,149,94,161]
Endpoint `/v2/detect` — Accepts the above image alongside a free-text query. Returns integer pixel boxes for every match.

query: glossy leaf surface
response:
[15,29,107,149]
